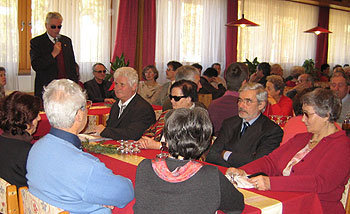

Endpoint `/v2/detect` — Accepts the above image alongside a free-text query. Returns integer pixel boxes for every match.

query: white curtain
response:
[155,0,227,84]
[0,0,19,90]
[31,0,112,83]
[328,9,350,68]
[237,0,318,76]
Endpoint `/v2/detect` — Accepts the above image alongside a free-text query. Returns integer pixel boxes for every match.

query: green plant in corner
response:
[105,53,130,81]
[245,57,260,75]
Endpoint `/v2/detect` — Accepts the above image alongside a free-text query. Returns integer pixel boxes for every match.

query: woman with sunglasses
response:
[138,79,205,149]
[137,65,161,105]
[227,88,350,214]
[84,63,116,103]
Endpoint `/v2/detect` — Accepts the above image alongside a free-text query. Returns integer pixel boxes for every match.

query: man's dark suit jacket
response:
[30,33,78,98]
[199,77,226,100]
[84,79,115,103]
[101,94,156,140]
[206,114,283,168]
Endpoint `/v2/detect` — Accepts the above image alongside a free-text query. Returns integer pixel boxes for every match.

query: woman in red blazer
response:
[228,88,350,214]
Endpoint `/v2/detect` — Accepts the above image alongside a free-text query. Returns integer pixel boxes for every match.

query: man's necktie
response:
[54,37,58,43]
[240,122,250,137]
[118,104,126,118]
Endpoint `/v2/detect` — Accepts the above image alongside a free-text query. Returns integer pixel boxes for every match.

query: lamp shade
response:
[226,14,259,28]
[304,26,332,35]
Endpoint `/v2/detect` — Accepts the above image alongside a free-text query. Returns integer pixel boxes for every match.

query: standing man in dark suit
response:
[206,82,283,168]
[94,67,156,140]
[84,63,116,103]
[30,12,78,99]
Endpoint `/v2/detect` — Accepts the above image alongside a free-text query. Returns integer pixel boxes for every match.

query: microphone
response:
[55,34,62,43]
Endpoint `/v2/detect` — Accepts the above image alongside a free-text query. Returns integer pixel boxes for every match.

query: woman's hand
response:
[226,167,247,177]
[137,136,162,150]
[249,175,271,191]
[267,95,277,105]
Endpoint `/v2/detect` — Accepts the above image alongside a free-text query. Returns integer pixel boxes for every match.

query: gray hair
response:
[45,12,63,24]
[239,82,267,111]
[113,67,139,89]
[266,75,285,95]
[92,63,106,72]
[164,107,212,160]
[175,65,199,82]
[301,88,341,122]
[43,79,86,128]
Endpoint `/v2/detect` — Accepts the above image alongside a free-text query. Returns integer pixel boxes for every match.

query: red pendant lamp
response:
[226,0,259,28]
[304,26,332,35]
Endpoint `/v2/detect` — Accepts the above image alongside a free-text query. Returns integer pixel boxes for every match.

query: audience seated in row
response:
[138,79,205,150]
[0,92,41,188]
[94,67,156,140]
[134,108,245,214]
[228,88,349,214]
[199,67,226,100]
[137,65,161,105]
[208,62,249,135]
[206,82,283,168]
[26,79,134,213]
[84,63,116,103]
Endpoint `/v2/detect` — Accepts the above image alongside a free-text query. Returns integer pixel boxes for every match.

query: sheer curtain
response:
[237,0,318,76]
[155,0,227,84]
[0,0,19,90]
[328,9,350,67]
[31,0,112,83]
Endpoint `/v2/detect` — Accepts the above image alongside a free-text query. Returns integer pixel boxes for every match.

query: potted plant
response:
[105,53,129,81]
[245,57,260,75]
[302,59,319,81]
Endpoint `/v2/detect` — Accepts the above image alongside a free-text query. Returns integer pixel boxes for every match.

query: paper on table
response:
[78,133,112,142]
[226,174,255,189]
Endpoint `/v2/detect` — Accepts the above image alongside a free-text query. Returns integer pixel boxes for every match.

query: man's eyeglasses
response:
[50,25,62,29]
[169,95,187,102]
[94,70,107,74]
[237,98,258,106]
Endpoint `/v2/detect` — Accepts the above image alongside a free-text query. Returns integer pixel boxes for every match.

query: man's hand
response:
[51,42,62,58]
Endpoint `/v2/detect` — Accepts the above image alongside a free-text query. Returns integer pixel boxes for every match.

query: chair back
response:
[341,178,350,213]
[18,187,69,214]
[198,94,212,108]
[0,177,19,214]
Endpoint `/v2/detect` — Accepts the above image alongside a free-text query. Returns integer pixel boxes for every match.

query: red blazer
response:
[241,131,350,214]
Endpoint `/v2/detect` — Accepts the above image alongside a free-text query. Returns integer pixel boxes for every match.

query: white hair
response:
[113,67,139,89]
[239,82,268,112]
[45,12,63,24]
[43,79,86,128]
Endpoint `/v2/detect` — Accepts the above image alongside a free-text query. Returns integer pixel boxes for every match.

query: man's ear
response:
[258,101,266,111]
[75,109,84,122]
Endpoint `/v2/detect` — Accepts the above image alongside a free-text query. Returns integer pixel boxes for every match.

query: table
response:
[89,140,323,214]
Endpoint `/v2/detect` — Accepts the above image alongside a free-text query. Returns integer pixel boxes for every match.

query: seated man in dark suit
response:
[199,67,226,100]
[94,67,156,140]
[84,63,116,103]
[208,62,249,135]
[206,82,283,168]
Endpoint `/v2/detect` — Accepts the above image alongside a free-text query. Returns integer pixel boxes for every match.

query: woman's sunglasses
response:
[50,25,62,29]
[169,95,187,102]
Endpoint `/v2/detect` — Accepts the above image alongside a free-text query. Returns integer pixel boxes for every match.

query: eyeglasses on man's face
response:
[169,95,187,102]
[50,25,62,29]
[237,98,258,106]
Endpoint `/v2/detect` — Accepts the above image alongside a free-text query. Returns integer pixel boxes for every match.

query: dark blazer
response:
[199,77,226,100]
[84,78,115,103]
[30,33,78,98]
[101,94,156,140]
[0,134,32,188]
[206,114,283,168]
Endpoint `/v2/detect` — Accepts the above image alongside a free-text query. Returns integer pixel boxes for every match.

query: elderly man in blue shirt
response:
[26,79,134,213]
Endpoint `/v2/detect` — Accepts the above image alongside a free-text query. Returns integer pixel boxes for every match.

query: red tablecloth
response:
[90,141,323,214]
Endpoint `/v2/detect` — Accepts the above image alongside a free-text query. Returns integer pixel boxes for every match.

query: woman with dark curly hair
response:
[227,88,350,214]
[0,91,41,188]
[134,108,244,214]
